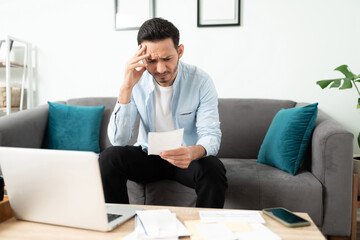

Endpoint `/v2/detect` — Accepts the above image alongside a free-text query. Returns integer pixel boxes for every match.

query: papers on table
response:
[121,209,282,240]
[183,210,281,240]
[197,223,237,240]
[148,128,184,155]
[184,220,282,240]
[122,209,190,240]
[235,223,282,240]
[199,210,265,223]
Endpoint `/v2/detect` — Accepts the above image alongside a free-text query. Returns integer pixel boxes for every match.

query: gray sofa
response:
[0,97,354,237]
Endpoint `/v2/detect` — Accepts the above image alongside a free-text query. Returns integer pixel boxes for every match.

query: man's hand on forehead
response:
[140,44,151,62]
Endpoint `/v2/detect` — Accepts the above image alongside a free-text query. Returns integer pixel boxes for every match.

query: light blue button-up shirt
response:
[108,61,221,156]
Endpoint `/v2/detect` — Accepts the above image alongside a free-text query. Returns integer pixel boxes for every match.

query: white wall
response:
[1,0,360,153]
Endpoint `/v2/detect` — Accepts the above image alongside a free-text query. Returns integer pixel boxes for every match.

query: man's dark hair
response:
[137,18,180,50]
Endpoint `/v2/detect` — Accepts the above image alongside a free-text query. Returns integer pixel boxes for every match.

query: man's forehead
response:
[146,52,173,59]
[142,38,175,47]
[142,39,177,56]
[145,48,175,59]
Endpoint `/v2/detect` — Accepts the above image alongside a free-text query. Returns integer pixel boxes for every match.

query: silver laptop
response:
[0,146,142,232]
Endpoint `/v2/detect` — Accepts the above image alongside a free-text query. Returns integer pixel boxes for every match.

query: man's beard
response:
[151,60,179,85]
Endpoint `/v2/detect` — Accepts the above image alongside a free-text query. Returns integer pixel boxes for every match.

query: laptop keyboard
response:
[107,213,122,222]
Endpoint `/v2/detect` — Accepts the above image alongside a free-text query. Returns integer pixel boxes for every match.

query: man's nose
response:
[156,62,166,73]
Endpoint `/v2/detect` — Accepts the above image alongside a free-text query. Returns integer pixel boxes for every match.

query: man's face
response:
[142,38,184,87]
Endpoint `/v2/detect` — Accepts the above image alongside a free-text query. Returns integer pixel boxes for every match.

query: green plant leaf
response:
[339,78,353,89]
[335,65,356,79]
[330,79,341,88]
[316,79,342,89]
[358,98,360,109]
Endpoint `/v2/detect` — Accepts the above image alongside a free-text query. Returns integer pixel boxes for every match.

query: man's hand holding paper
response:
[148,128,184,155]
[148,128,206,169]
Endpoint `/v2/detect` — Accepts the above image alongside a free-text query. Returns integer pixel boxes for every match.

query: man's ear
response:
[178,44,184,59]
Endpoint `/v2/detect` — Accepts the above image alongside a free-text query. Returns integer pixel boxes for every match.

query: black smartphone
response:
[262,207,311,227]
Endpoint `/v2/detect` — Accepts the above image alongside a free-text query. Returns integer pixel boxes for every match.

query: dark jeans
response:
[98,145,227,208]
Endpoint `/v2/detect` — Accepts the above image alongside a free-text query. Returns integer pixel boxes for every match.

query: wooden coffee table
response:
[0,201,325,240]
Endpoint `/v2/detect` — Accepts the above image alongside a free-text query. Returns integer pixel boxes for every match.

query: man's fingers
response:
[130,54,150,65]
[137,66,147,75]
[159,147,192,169]
[134,44,147,57]
[160,154,185,161]
[125,60,145,72]
[133,44,143,56]
[127,45,149,74]
[163,158,176,166]
[131,61,147,70]
[161,147,187,156]
[164,158,174,164]
[163,158,189,169]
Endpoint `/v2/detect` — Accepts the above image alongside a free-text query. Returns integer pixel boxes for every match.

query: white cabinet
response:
[0,36,33,115]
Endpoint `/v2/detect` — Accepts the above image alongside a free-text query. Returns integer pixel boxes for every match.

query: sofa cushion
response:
[66,97,141,152]
[217,99,296,159]
[221,158,323,227]
[66,97,118,152]
[43,102,105,153]
[257,103,318,175]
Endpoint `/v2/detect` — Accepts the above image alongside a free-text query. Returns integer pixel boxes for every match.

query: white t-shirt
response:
[154,81,175,132]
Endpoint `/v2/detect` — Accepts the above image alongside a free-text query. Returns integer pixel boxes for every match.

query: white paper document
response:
[199,210,265,223]
[124,209,190,239]
[198,223,237,240]
[122,231,178,240]
[148,128,184,155]
[235,223,282,240]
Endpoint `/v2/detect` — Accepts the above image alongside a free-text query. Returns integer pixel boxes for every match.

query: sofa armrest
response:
[311,117,353,236]
[0,104,49,148]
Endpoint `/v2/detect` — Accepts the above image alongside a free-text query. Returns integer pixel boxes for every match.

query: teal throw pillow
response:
[44,102,105,153]
[256,103,318,175]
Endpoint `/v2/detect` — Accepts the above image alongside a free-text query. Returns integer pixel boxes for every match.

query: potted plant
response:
[317,64,360,149]
[317,64,360,194]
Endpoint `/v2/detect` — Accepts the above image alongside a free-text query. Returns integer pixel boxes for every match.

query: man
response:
[99,18,227,208]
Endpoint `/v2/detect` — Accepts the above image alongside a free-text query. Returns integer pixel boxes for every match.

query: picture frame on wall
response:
[114,0,155,30]
[197,0,240,27]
